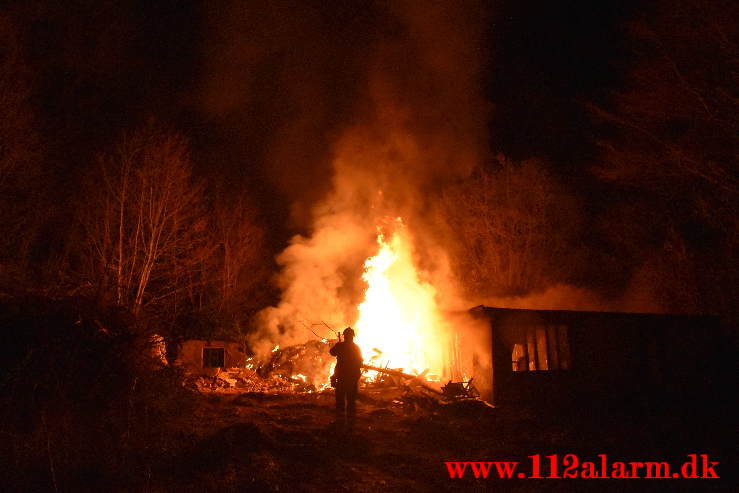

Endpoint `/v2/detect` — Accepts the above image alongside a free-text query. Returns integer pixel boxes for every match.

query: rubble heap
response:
[183,368,318,394]
[183,340,334,394]
[181,341,494,412]
[257,339,334,387]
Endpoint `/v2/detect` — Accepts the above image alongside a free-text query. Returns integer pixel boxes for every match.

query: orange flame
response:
[354,220,446,380]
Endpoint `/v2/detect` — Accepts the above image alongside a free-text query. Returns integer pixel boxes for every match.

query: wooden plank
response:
[547,325,560,370]
[536,327,549,370]
[526,327,537,371]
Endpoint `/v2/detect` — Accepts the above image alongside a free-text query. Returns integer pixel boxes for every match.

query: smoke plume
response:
[231,1,490,357]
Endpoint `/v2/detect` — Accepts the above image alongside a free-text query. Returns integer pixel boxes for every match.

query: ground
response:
[146,390,734,493]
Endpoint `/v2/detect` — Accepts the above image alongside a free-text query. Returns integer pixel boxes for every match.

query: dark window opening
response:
[203,347,225,368]
[512,325,570,371]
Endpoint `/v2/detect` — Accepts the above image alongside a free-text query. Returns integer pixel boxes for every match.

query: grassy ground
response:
[140,391,734,493]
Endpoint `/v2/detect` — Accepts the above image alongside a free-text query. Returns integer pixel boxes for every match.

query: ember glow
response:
[354,220,447,380]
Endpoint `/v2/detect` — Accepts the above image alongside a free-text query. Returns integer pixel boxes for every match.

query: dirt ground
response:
[147,390,734,493]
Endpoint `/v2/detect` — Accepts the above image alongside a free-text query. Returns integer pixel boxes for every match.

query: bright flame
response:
[354,220,447,380]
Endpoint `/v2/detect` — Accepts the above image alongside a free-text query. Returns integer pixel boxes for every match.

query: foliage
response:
[209,194,270,334]
[589,0,738,317]
[442,156,582,298]
[71,123,270,339]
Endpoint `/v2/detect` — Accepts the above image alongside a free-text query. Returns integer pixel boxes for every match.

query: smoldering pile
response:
[255,339,335,389]
[183,340,335,394]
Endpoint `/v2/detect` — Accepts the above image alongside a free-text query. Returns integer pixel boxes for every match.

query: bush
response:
[0,295,194,492]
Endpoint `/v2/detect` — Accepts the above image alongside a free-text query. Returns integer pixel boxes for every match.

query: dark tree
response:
[442,156,582,299]
[80,124,208,318]
[590,0,738,317]
[0,12,44,278]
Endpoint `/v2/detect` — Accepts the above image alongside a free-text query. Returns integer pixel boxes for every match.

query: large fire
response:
[353,220,448,381]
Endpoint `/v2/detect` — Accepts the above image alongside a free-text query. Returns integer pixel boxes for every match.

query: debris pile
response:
[181,341,494,412]
[441,379,480,400]
[184,368,319,394]
[183,340,335,394]
[360,363,489,412]
[257,339,335,388]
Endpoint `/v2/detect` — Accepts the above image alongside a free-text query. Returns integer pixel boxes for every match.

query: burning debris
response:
[257,340,335,389]
[252,220,469,388]
[183,340,334,394]
[361,363,490,412]
[180,336,492,414]
[441,379,480,400]
[363,363,442,396]
[183,369,316,394]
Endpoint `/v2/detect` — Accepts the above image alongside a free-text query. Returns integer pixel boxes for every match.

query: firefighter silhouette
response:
[329,327,363,421]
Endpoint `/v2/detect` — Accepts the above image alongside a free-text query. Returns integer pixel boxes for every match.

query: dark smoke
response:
[200,1,491,356]
[198,1,487,227]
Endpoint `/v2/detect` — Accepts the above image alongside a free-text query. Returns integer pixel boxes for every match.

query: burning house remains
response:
[171,305,727,417]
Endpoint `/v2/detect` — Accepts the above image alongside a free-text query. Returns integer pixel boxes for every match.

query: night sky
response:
[489,0,639,165]
[16,0,638,227]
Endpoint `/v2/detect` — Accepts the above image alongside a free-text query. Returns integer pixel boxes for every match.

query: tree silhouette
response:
[81,123,208,317]
[589,0,738,316]
[442,156,581,298]
[0,12,43,274]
